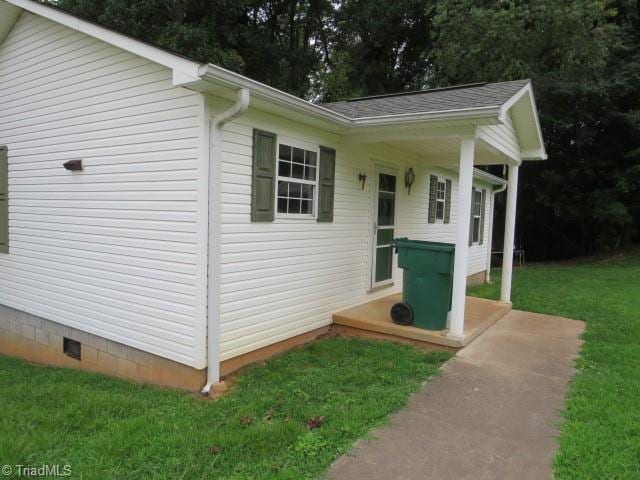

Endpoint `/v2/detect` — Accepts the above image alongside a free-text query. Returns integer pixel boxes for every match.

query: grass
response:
[0,337,451,479]
[469,248,640,480]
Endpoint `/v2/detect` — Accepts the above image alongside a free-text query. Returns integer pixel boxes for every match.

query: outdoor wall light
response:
[63,159,83,171]
[358,173,367,190]
[404,167,416,195]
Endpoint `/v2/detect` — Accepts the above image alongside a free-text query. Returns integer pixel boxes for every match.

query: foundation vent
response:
[63,337,81,361]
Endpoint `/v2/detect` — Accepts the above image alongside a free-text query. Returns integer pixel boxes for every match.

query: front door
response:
[372,168,397,288]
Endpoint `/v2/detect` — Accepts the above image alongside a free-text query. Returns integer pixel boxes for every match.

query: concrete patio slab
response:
[329,309,585,480]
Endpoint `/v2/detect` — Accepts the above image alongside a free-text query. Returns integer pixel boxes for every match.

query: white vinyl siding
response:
[0,12,207,368]
[215,102,495,361]
[477,112,521,162]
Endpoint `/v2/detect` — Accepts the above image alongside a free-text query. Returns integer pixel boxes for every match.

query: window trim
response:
[471,188,482,244]
[430,175,449,223]
[435,179,447,221]
[274,137,320,220]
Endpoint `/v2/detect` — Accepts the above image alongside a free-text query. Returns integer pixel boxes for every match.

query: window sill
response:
[368,282,394,294]
[274,215,317,223]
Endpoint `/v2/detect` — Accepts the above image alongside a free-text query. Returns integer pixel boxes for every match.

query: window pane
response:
[278,161,291,177]
[436,201,444,220]
[301,184,312,199]
[306,151,317,166]
[279,145,291,161]
[292,163,304,179]
[292,147,304,164]
[289,182,301,198]
[289,199,301,214]
[375,246,393,282]
[277,197,287,213]
[301,200,312,214]
[304,165,316,181]
[277,181,288,196]
[377,229,393,246]
[378,192,395,226]
[379,173,396,193]
[473,218,480,242]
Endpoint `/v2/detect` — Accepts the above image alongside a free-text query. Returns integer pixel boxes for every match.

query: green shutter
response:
[444,178,452,224]
[428,174,437,223]
[479,188,487,245]
[251,129,276,222]
[469,186,475,246]
[0,146,7,253]
[317,146,336,222]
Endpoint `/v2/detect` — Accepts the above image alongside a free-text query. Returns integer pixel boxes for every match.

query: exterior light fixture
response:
[63,159,83,171]
[358,173,367,190]
[404,167,416,195]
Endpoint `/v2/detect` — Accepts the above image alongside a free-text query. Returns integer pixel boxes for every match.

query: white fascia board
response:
[521,148,548,160]
[473,168,508,186]
[5,0,202,78]
[442,165,508,186]
[194,63,353,125]
[350,106,500,126]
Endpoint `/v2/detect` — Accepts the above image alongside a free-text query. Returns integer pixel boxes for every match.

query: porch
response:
[332,294,511,349]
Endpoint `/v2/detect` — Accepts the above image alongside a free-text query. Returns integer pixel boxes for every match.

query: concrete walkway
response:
[329,310,585,480]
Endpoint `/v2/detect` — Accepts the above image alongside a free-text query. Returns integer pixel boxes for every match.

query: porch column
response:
[500,164,520,302]
[449,137,475,340]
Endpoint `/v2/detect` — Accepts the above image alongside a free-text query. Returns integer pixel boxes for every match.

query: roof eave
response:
[473,168,508,186]
[191,66,504,129]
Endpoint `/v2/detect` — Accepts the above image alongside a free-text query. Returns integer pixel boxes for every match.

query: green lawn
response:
[469,248,640,480]
[0,337,450,479]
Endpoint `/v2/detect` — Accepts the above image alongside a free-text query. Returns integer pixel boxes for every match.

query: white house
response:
[0,0,545,392]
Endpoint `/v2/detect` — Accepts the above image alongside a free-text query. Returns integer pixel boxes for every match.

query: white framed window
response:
[472,189,482,243]
[435,180,446,220]
[276,143,318,217]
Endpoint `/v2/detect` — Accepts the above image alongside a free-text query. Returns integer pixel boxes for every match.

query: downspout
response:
[201,88,250,395]
[485,182,507,283]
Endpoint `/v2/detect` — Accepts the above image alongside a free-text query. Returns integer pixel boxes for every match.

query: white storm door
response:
[372,168,397,287]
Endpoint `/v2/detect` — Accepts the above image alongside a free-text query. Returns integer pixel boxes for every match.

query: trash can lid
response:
[392,237,455,252]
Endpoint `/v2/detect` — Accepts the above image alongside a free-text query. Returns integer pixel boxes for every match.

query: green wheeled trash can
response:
[391,238,455,330]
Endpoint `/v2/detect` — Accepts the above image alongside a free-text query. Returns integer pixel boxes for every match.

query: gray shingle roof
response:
[321,80,530,119]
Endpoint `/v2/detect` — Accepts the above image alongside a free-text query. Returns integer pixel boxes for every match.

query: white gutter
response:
[201,88,250,395]
[485,181,508,283]
[192,64,503,130]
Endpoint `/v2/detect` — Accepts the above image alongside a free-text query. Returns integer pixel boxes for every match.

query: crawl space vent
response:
[63,337,81,361]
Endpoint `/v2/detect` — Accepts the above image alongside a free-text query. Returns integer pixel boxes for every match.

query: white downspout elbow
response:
[201,88,250,395]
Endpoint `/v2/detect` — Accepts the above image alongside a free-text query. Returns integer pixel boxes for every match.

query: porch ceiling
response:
[390,136,512,166]
[338,123,515,167]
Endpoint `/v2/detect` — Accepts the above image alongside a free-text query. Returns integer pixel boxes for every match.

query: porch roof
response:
[321,80,530,119]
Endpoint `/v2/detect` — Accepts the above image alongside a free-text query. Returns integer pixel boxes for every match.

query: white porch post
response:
[500,164,520,302]
[449,137,475,340]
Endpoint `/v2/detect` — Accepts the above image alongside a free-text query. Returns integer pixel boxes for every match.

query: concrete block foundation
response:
[0,304,205,391]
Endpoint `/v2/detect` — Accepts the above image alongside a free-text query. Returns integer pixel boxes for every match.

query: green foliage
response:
[318,0,436,101]
[469,248,640,479]
[0,337,450,479]
[431,0,640,257]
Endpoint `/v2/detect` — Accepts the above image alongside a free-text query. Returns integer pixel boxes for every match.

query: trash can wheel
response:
[391,302,414,326]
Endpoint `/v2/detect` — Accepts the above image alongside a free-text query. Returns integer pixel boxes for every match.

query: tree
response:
[55,0,333,97]
[317,0,436,101]
[431,0,640,258]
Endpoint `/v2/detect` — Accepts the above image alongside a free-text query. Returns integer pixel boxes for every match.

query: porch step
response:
[331,294,511,349]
